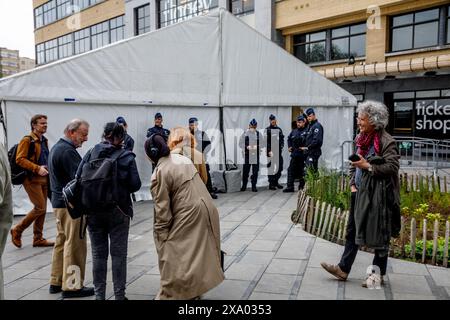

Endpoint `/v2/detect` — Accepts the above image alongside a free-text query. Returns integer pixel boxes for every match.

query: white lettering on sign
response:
[416,100,450,135]
[162,0,214,24]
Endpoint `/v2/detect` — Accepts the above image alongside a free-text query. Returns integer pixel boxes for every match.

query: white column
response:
[255,0,274,40]
[218,0,229,10]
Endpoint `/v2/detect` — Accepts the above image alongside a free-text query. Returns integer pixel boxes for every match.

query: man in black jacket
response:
[48,119,94,299]
[265,114,285,190]
[304,108,324,173]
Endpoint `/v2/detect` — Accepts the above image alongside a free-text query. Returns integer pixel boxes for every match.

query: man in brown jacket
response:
[10,114,54,248]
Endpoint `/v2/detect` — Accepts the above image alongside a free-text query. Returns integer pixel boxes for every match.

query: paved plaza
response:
[2,188,450,300]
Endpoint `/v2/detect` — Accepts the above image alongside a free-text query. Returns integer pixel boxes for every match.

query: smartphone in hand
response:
[348,154,361,162]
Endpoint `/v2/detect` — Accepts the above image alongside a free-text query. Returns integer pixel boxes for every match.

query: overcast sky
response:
[0,0,35,59]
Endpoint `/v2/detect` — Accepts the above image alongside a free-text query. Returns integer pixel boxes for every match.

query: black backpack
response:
[79,148,126,213]
[8,136,35,185]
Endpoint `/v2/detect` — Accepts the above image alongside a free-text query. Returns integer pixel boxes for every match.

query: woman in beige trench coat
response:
[145,133,224,300]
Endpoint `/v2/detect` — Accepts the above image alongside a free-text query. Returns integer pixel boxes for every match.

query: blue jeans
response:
[87,208,130,300]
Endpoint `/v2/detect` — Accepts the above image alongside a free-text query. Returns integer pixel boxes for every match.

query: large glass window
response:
[74,28,91,54]
[159,0,219,28]
[230,0,254,16]
[135,4,150,35]
[331,23,366,60]
[73,0,90,11]
[294,23,366,64]
[58,34,73,59]
[45,39,58,63]
[293,32,326,64]
[447,5,450,44]
[110,16,125,43]
[391,8,439,51]
[43,0,57,25]
[91,21,109,50]
[36,44,45,65]
[57,0,72,19]
[35,6,44,29]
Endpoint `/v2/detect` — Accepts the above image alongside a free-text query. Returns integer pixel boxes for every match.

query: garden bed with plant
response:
[292,170,450,268]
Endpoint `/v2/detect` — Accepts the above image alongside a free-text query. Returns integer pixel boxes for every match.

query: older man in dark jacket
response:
[321,101,400,288]
[48,119,94,298]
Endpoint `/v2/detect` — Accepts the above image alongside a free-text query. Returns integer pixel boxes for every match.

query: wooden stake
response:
[422,219,427,264]
[443,221,449,268]
[320,204,331,239]
[316,202,326,236]
[432,219,439,265]
[410,218,416,259]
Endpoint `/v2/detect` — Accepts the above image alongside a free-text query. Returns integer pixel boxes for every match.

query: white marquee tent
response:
[0,9,356,214]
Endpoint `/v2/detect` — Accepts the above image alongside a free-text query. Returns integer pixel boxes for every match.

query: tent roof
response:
[0,9,356,107]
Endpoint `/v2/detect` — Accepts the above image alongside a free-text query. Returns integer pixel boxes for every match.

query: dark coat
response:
[353,130,401,250]
[77,142,141,217]
[147,126,170,142]
[123,133,135,152]
[305,120,323,157]
[48,138,82,208]
[287,127,307,158]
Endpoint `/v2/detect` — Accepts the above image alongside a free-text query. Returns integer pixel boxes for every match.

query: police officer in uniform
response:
[239,119,263,192]
[284,115,308,192]
[146,112,170,142]
[304,108,324,173]
[189,117,218,199]
[265,114,284,190]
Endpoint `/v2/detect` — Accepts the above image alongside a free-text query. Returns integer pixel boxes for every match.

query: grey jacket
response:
[0,143,13,300]
[351,130,401,250]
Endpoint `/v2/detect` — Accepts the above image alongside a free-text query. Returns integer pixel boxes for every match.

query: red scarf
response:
[356,131,380,157]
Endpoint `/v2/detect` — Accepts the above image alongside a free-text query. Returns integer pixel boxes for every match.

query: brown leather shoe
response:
[320,262,348,281]
[10,228,22,248]
[33,238,55,247]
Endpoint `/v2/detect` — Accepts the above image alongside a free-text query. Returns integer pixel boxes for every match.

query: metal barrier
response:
[340,136,450,174]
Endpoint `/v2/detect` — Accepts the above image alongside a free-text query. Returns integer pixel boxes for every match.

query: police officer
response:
[284,115,308,192]
[116,116,134,151]
[146,112,170,142]
[189,117,218,199]
[239,119,263,192]
[304,108,324,173]
[265,114,285,190]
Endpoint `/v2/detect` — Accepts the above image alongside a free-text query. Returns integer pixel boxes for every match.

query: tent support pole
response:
[219,9,226,171]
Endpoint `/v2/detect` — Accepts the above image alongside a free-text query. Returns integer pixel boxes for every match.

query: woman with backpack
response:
[145,133,224,300]
[77,122,141,300]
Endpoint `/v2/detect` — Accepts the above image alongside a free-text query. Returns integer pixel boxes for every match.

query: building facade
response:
[0,48,20,78]
[19,57,37,73]
[276,0,450,140]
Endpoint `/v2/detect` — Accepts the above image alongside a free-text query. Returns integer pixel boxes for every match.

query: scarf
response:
[356,131,381,158]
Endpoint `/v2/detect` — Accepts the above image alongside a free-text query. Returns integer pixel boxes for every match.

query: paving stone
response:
[238,251,275,266]
[254,274,297,294]
[297,267,338,300]
[19,289,61,300]
[4,278,48,300]
[126,274,161,295]
[388,274,433,296]
[392,293,437,300]
[202,279,251,300]
[225,263,264,281]
[248,292,290,300]
[275,237,311,260]
[265,259,303,275]
[255,230,285,241]
[426,267,450,287]
[247,240,279,252]
[3,267,35,284]
[231,225,261,236]
[344,279,386,300]
[125,294,155,300]
[390,259,430,276]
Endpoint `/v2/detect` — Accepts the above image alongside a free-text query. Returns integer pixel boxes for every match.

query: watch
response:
[367,164,373,172]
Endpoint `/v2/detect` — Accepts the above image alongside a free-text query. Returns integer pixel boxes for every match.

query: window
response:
[36,44,45,65]
[331,23,366,60]
[447,5,450,44]
[43,0,57,25]
[74,28,91,54]
[294,23,366,64]
[45,39,58,63]
[110,16,125,43]
[230,0,254,16]
[391,8,439,51]
[91,21,109,50]
[159,0,219,28]
[57,0,72,19]
[58,34,73,59]
[73,0,90,11]
[294,32,326,64]
[135,4,150,36]
[35,6,44,28]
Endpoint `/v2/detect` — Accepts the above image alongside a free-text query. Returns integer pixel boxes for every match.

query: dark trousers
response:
[268,154,284,186]
[305,154,319,173]
[87,208,130,300]
[242,163,259,188]
[205,163,213,193]
[286,156,305,190]
[338,192,388,276]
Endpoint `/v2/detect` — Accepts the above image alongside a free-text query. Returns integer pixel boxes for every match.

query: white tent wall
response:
[223,106,292,186]
[221,11,357,107]
[5,101,221,215]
